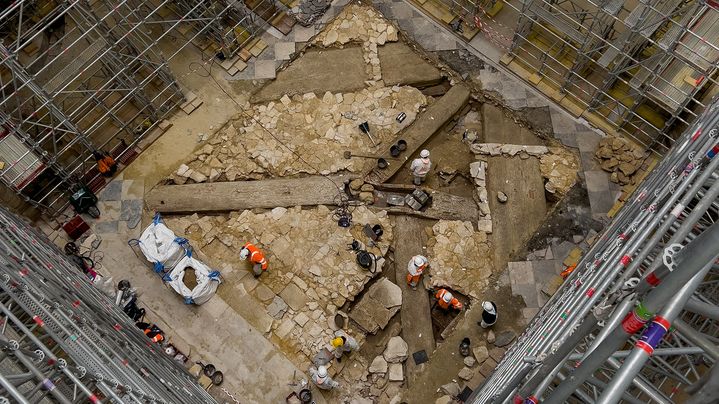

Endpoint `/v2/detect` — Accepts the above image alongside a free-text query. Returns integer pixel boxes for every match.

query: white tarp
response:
[166,252,221,305]
[137,214,187,273]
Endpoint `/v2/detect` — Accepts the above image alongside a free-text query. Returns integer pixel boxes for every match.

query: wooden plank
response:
[371,190,479,222]
[364,84,471,184]
[146,175,354,213]
[392,216,435,385]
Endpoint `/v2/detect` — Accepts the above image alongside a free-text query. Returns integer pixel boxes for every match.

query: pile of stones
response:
[594,136,646,185]
[539,146,580,195]
[469,160,492,233]
[290,0,331,27]
[426,220,494,299]
[313,4,399,80]
[171,86,426,185]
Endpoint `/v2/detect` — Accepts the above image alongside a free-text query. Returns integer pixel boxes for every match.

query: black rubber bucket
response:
[397,139,407,151]
[377,158,388,169]
[390,145,400,157]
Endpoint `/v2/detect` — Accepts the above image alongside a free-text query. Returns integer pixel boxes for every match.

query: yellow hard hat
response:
[331,337,344,348]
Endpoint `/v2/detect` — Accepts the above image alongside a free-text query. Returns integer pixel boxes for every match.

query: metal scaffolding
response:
[433,0,719,154]
[0,0,277,217]
[0,206,216,403]
[469,93,719,403]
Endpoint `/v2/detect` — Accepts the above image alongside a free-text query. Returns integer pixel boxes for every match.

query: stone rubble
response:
[594,135,647,185]
[471,143,549,157]
[164,205,392,369]
[458,366,474,380]
[369,355,388,374]
[440,382,461,397]
[463,356,476,367]
[469,160,492,233]
[426,220,494,299]
[388,363,404,382]
[290,0,331,27]
[383,336,409,363]
[473,345,489,364]
[497,191,508,203]
[172,86,425,184]
[471,143,579,196]
[538,147,581,196]
[313,4,400,81]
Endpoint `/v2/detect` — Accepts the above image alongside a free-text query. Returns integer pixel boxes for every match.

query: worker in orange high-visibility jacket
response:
[239,242,268,277]
[136,322,165,343]
[435,288,463,311]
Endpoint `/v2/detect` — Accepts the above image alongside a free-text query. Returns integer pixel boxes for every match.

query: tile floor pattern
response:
[232,0,351,81]
[94,174,145,235]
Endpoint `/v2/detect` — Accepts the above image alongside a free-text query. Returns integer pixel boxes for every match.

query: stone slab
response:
[378,42,443,87]
[279,283,308,311]
[251,46,369,103]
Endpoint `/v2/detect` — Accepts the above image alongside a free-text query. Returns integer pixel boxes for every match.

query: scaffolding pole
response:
[0,206,216,403]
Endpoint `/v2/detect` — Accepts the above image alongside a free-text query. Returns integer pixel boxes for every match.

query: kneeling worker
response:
[331,330,359,362]
[309,365,339,390]
[239,242,268,277]
[435,288,463,311]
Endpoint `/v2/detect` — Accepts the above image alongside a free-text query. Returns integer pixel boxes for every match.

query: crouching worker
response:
[435,288,463,311]
[478,301,497,329]
[331,330,359,363]
[309,365,339,390]
[239,242,268,277]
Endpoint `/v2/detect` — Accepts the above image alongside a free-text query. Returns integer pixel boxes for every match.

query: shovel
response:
[358,121,376,146]
[343,151,398,160]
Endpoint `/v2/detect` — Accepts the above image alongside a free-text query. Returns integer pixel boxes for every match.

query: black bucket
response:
[377,158,388,169]
[397,139,407,151]
[299,388,313,403]
[372,224,384,238]
[390,145,400,157]
[356,251,373,268]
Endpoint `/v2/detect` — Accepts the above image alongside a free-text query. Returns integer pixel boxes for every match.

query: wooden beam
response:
[146,175,354,213]
[364,84,471,184]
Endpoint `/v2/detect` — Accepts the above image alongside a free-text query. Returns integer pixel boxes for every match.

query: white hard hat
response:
[239,247,249,260]
[482,301,496,314]
[442,291,453,303]
[413,255,427,267]
[420,149,430,158]
[318,366,328,378]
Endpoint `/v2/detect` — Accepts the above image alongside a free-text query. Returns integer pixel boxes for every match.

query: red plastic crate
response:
[62,215,90,240]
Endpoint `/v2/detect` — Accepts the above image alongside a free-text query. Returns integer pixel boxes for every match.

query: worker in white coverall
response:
[406,255,429,290]
[331,329,359,362]
[309,365,339,390]
[410,149,432,185]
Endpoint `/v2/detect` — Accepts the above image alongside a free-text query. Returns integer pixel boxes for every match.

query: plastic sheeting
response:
[165,251,221,305]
